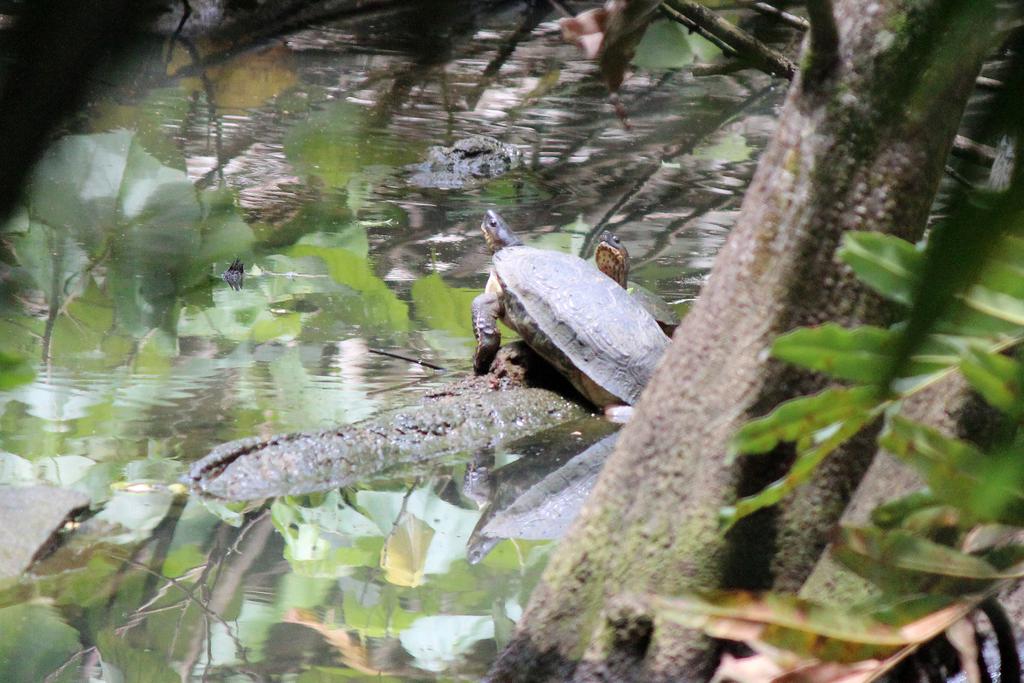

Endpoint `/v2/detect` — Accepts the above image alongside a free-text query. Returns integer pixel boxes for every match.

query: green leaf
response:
[0,352,34,389]
[399,614,495,672]
[411,270,479,344]
[0,604,81,682]
[722,407,878,529]
[905,333,973,369]
[28,130,131,237]
[692,131,753,164]
[881,416,1024,525]
[960,284,1024,327]
[10,219,90,305]
[633,19,694,70]
[297,667,405,683]
[833,527,1020,595]
[118,134,200,226]
[839,232,922,306]
[959,346,1021,411]
[96,629,178,683]
[284,101,420,189]
[883,184,1020,387]
[290,241,410,333]
[870,491,945,529]
[728,385,883,458]
[251,311,303,343]
[771,324,895,383]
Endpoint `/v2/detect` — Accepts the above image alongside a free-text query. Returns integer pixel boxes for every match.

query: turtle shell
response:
[493,246,667,406]
[627,282,680,335]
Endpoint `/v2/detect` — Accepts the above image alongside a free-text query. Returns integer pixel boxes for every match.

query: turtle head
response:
[595,231,629,288]
[481,210,523,253]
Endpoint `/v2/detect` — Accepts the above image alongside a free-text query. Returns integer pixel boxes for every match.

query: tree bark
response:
[488,2,996,681]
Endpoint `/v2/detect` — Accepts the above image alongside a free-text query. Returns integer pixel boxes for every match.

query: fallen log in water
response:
[188,343,594,500]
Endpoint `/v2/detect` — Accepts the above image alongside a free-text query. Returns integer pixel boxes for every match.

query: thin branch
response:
[747,2,808,30]
[662,0,796,80]
[690,60,748,77]
[804,0,840,86]
[975,75,1004,90]
[367,347,446,371]
[661,3,739,59]
[943,164,974,189]
[951,134,997,166]
[44,646,96,683]
[108,553,228,625]
[740,6,1006,94]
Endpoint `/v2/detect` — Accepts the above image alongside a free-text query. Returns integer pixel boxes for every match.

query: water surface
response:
[0,5,780,679]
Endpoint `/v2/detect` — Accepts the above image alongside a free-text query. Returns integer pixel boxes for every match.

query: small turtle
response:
[408,135,522,189]
[595,231,680,336]
[222,258,244,291]
[472,211,667,407]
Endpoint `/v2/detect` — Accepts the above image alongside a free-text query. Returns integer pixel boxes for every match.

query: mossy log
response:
[188,343,592,500]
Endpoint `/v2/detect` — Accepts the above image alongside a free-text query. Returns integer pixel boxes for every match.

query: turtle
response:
[594,231,680,336]
[471,210,668,407]
[407,135,522,189]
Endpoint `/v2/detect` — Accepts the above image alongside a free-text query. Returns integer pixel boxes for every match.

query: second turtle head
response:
[595,230,630,288]
[481,210,524,253]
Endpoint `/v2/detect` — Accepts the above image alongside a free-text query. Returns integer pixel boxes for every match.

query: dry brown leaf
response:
[283,608,385,675]
[775,660,880,683]
[711,652,786,682]
[712,653,882,683]
[559,8,608,60]
[559,0,660,97]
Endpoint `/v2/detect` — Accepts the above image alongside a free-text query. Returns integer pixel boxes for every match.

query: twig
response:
[943,164,974,189]
[117,564,208,634]
[465,1,549,111]
[44,646,96,683]
[368,348,446,371]
[951,134,997,166]
[660,3,739,59]
[737,6,1005,93]
[690,61,748,77]
[228,509,270,554]
[662,0,796,80]
[804,0,840,86]
[108,553,228,625]
[976,75,1004,90]
[748,2,808,30]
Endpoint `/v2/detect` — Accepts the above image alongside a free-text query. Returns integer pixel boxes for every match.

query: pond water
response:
[0,3,781,680]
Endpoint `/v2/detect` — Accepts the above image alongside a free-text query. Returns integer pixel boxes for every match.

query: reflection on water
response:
[0,3,781,680]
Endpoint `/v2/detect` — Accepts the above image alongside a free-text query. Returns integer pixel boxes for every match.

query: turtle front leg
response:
[472,291,503,374]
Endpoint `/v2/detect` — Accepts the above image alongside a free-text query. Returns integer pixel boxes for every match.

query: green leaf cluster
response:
[692,62,1024,676]
[723,226,1024,528]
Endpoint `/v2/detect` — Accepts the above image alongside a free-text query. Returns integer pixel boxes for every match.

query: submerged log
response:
[188,343,593,500]
[466,425,620,563]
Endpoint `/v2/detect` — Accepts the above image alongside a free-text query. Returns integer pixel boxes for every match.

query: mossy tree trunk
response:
[488,1,997,681]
